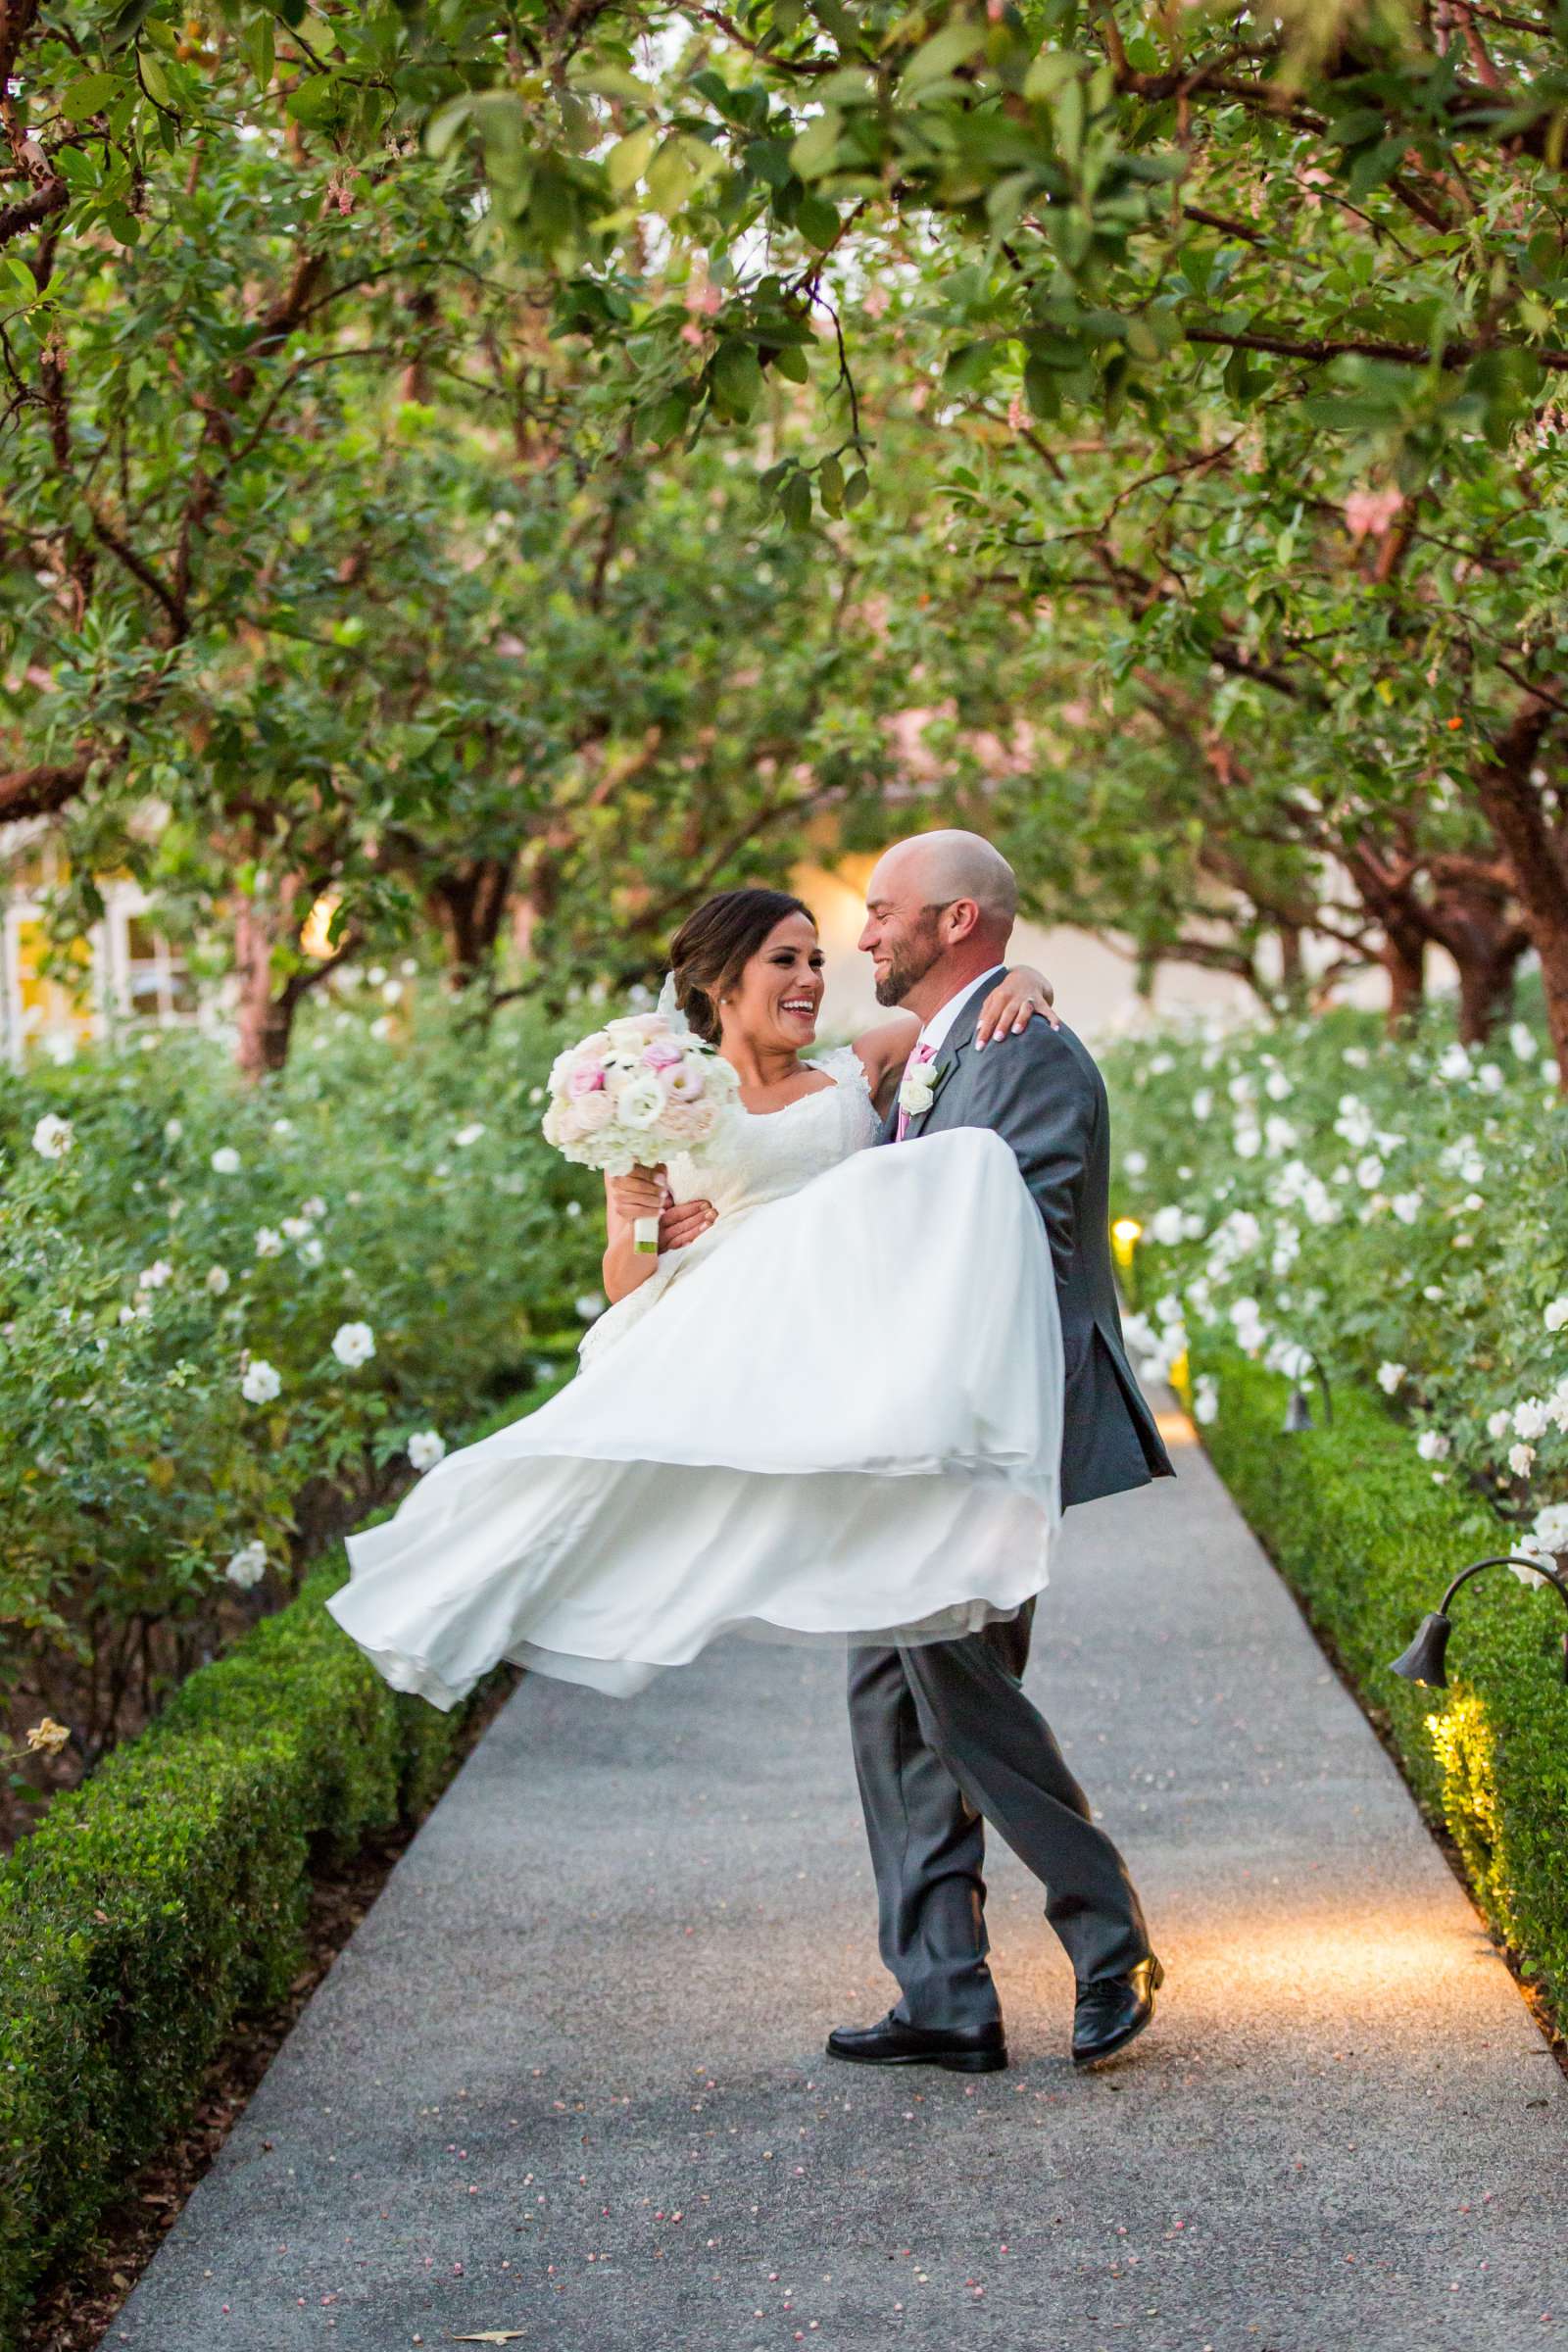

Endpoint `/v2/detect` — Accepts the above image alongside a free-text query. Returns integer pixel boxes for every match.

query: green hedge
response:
[0,1384,561,2351]
[1190,1349,1568,2025]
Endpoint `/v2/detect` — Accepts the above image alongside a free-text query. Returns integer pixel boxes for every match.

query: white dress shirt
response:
[912,964,1006,1063]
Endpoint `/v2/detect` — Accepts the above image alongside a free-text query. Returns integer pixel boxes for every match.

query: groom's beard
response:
[873,923,943,1007]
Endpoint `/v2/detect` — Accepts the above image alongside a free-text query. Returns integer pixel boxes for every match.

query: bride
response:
[327,886,1068,1704]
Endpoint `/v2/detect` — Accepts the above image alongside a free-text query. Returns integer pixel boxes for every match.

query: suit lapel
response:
[899,975,995,1140]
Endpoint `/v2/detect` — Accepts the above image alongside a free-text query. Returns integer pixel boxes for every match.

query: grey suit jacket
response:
[884,979,1174,1508]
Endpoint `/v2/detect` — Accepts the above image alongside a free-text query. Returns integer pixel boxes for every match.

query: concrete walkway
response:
[110,1399,1566,2352]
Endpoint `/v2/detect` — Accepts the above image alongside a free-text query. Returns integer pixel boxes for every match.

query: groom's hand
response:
[659,1198,716,1251]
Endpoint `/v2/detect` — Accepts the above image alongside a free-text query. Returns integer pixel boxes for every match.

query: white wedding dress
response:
[328,1046,1066,1704]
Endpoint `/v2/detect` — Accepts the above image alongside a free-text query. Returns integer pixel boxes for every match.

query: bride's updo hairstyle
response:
[668,888,816,1046]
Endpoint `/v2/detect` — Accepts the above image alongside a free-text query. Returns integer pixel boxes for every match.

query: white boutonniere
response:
[898,1055,951,1122]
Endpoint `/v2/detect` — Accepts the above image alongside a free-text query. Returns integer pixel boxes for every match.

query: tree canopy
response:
[3,0,1566,1071]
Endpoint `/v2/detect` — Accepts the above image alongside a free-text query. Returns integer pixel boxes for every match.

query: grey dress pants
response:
[848,1603,1150,2027]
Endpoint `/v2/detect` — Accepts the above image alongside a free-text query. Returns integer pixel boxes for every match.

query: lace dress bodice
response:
[581,1045,880,1364]
[665,1044,879,1219]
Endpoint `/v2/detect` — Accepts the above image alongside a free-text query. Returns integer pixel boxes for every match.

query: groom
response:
[832,828,1175,2074]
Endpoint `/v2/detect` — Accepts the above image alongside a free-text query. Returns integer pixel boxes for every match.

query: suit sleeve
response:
[956,1027,1098,1286]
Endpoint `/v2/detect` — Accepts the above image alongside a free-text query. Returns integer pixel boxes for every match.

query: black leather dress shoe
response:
[1072,1955,1164,2066]
[826,2012,1008,2074]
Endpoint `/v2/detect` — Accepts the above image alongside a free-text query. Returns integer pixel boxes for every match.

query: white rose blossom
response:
[454,1122,486,1148]
[1192,1375,1219,1425]
[1544,1297,1568,1335]
[331,1320,376,1369]
[254,1227,283,1258]
[31,1113,74,1159]
[205,1265,231,1295]
[1508,1443,1536,1478]
[240,1358,282,1403]
[1416,1429,1450,1461]
[1531,1500,1568,1556]
[211,1146,241,1174]
[1487,1408,1512,1441]
[137,1260,173,1291]
[225,1541,269,1590]
[1376,1362,1405,1395]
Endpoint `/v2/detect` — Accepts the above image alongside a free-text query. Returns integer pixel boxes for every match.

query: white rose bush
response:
[0,997,606,1781]
[1104,1005,1568,2025]
[1104,1007,1568,1567]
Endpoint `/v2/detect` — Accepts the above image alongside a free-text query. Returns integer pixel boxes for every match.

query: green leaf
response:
[138,52,173,106]
[1023,52,1079,103]
[1024,354,1061,419]
[425,96,473,159]
[712,340,765,419]
[791,110,843,180]
[781,470,813,529]
[797,192,840,248]
[843,467,870,509]
[285,75,341,127]
[1054,77,1084,171]
[569,64,658,105]
[61,72,120,120]
[607,126,657,192]
[901,20,987,96]
[248,14,275,91]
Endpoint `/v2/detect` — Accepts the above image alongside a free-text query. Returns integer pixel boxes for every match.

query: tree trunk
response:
[1276,920,1305,993]
[1446,915,1527,1045]
[1380,920,1427,1029]
[426,854,516,990]
[1470,706,1568,1088]
[232,894,300,1079]
[1345,845,1428,1030]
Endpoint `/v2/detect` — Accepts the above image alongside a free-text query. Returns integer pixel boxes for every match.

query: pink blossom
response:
[1006,397,1028,431]
[1344,485,1404,541]
[569,1059,607,1096]
[642,1038,684,1070]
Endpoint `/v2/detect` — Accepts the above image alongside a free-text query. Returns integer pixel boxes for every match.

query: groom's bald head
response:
[878,831,1019,934]
[860,829,1019,1017]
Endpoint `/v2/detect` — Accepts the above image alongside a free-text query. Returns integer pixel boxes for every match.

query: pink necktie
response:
[897,1042,937,1143]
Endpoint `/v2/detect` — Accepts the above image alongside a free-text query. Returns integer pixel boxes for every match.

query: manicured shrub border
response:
[0,1386,561,2352]
[1187,1349,1568,2034]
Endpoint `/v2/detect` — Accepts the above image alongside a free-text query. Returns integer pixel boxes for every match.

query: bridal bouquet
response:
[541,1012,740,1251]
